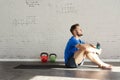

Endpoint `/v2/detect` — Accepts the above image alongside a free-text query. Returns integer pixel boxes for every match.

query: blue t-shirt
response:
[64,36,85,64]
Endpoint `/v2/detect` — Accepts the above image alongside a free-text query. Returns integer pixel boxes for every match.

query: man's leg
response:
[73,46,112,69]
[74,49,86,65]
[85,52,110,67]
[85,46,112,67]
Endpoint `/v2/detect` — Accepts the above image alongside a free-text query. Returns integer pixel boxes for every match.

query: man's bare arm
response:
[75,44,102,55]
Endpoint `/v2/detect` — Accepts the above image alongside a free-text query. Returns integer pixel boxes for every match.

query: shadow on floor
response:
[14,62,99,69]
[14,64,66,69]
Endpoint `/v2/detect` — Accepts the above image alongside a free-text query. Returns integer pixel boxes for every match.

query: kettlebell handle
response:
[40,52,48,57]
[49,53,57,57]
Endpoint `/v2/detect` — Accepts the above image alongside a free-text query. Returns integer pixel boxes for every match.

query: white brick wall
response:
[0,0,120,60]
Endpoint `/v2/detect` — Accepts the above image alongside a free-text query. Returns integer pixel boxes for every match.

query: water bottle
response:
[96,42,100,49]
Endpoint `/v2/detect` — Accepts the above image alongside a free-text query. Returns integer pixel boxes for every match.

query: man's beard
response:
[77,33,83,37]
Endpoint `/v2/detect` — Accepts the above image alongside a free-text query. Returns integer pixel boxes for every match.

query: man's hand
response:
[96,48,102,55]
[89,44,102,55]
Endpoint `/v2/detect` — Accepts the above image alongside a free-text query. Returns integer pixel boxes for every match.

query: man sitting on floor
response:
[64,24,112,70]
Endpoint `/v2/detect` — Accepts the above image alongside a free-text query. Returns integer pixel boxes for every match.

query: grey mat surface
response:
[14,64,66,69]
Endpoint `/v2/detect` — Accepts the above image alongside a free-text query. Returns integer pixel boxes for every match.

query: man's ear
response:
[75,30,79,36]
[72,30,75,35]
[74,30,77,35]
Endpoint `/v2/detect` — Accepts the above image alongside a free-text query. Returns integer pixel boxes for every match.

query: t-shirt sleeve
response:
[81,40,85,44]
[71,39,85,46]
[69,39,79,54]
[71,38,80,47]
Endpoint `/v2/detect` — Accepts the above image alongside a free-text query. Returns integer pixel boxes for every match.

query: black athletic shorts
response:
[65,56,84,68]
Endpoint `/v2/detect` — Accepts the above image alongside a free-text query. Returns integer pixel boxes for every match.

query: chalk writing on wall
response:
[25,0,41,7]
[56,3,77,14]
[12,16,38,26]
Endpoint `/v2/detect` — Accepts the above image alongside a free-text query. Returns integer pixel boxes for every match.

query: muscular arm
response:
[75,43,102,55]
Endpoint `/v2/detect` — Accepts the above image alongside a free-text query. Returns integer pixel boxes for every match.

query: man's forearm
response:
[76,43,102,55]
[89,44,96,48]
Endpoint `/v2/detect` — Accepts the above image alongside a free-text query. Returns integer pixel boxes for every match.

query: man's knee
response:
[75,46,93,55]
[77,49,86,53]
[84,46,96,53]
[80,44,92,52]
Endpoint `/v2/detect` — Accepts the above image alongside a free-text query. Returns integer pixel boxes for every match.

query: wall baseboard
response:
[0,59,120,62]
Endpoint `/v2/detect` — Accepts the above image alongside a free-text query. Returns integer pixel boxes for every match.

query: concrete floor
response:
[0,62,120,80]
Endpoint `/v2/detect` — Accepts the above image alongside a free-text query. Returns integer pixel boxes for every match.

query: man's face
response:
[73,26,83,37]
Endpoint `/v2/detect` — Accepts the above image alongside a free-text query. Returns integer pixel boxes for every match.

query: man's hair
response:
[70,24,79,34]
